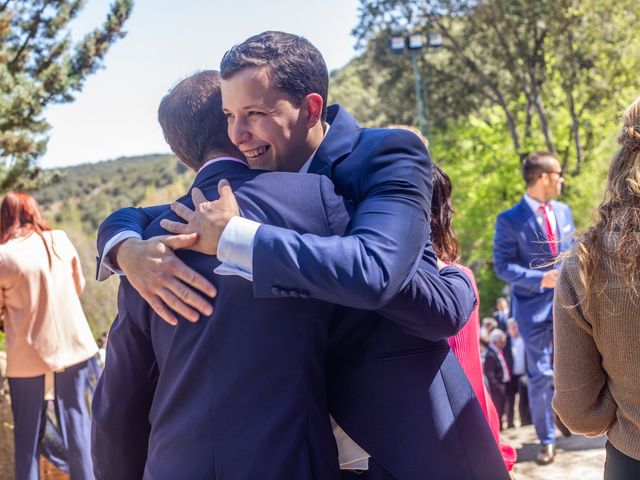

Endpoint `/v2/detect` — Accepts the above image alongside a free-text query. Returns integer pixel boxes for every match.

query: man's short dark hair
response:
[220,31,329,122]
[158,70,237,170]
[522,151,558,186]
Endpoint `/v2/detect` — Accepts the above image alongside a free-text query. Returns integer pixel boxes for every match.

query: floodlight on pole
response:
[387,31,442,137]
[408,34,424,49]
[389,36,406,52]
[427,32,443,47]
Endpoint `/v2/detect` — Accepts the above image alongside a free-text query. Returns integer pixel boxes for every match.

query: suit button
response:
[271,287,281,296]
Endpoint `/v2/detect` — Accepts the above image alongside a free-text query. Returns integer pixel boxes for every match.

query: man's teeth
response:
[245,146,268,158]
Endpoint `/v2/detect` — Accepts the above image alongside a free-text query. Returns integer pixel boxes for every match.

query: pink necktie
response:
[539,204,557,256]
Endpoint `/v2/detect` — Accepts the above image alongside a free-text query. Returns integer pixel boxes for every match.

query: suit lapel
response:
[550,201,573,252]
[517,197,544,240]
[308,104,359,177]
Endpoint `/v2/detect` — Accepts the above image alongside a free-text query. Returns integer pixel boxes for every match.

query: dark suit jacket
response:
[95,106,506,479]
[484,345,509,399]
[494,196,575,324]
[315,107,508,479]
[91,160,349,480]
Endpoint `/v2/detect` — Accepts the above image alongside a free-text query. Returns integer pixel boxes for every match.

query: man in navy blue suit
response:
[91,70,350,479]
[97,32,509,478]
[494,151,575,465]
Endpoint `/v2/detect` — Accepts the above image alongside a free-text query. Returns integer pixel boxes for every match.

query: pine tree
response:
[0,0,133,193]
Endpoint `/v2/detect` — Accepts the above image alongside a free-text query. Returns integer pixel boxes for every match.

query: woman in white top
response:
[0,191,97,479]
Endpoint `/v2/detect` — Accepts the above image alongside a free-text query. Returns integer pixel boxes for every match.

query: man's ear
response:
[303,93,323,128]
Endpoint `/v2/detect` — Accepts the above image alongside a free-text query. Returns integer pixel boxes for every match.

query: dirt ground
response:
[502,424,606,480]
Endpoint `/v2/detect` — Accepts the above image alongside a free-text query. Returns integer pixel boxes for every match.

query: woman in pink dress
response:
[430,164,516,471]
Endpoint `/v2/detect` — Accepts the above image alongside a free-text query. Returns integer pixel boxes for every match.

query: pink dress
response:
[447,264,516,471]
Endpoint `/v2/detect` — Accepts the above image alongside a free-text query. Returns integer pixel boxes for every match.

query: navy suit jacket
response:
[313,107,508,479]
[494,197,575,324]
[95,106,504,479]
[96,106,476,341]
[91,160,349,479]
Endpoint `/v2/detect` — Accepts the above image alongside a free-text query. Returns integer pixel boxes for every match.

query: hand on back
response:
[114,234,216,325]
[160,180,239,255]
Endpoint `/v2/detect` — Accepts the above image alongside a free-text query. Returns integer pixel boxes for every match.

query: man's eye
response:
[248,111,265,117]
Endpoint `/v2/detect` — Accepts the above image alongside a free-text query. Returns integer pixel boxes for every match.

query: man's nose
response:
[228,118,250,146]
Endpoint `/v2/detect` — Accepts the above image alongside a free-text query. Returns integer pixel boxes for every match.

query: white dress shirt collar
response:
[198,156,247,173]
[523,193,548,214]
[299,123,330,173]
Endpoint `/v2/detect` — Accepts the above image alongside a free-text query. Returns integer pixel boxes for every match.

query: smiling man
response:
[221,65,324,172]
[96,32,509,479]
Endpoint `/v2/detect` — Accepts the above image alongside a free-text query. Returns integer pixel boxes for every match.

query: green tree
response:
[0,0,133,193]
[332,0,640,313]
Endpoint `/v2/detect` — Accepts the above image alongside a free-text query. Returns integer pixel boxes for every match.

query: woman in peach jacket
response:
[0,192,97,479]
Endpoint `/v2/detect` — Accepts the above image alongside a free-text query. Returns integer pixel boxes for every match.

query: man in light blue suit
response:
[494,151,575,465]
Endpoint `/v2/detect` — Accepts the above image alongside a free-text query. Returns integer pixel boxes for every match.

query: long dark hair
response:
[431,164,461,263]
[0,191,58,268]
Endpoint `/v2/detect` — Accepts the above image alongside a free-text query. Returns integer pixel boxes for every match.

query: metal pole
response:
[411,50,425,135]
[422,62,430,139]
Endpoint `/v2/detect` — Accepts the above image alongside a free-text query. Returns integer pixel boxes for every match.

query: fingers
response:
[170,202,196,222]
[218,179,240,216]
[218,179,232,199]
[159,233,199,249]
[146,295,178,326]
[160,219,193,235]
[157,287,204,323]
[171,261,217,299]
[161,278,213,320]
[191,187,209,205]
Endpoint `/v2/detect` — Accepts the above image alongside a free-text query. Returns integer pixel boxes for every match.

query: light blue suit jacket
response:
[494,196,575,323]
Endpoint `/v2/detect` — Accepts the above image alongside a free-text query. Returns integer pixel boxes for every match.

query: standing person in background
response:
[494,151,575,465]
[0,192,98,480]
[430,164,516,472]
[484,329,511,428]
[554,96,640,479]
[492,297,510,331]
[505,319,531,428]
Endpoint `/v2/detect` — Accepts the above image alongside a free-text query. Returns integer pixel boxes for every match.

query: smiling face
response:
[221,66,321,172]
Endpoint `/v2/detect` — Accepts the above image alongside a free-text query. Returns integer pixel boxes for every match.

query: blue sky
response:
[40,0,361,168]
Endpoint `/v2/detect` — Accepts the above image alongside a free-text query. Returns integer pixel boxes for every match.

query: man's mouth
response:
[243,145,270,159]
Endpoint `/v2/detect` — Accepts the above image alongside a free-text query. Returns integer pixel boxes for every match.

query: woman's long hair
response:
[0,192,57,268]
[431,164,461,263]
[577,96,640,298]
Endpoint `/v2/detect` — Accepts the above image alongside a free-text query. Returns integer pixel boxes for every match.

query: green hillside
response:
[33,154,196,337]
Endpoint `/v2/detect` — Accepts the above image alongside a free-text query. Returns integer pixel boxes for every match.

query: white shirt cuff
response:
[330,416,370,470]
[97,231,141,281]
[213,263,253,282]
[216,216,261,278]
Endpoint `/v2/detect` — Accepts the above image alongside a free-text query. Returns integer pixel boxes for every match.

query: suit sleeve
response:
[552,258,616,437]
[96,204,168,271]
[493,213,545,291]
[91,280,158,480]
[253,130,475,339]
[377,259,475,340]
